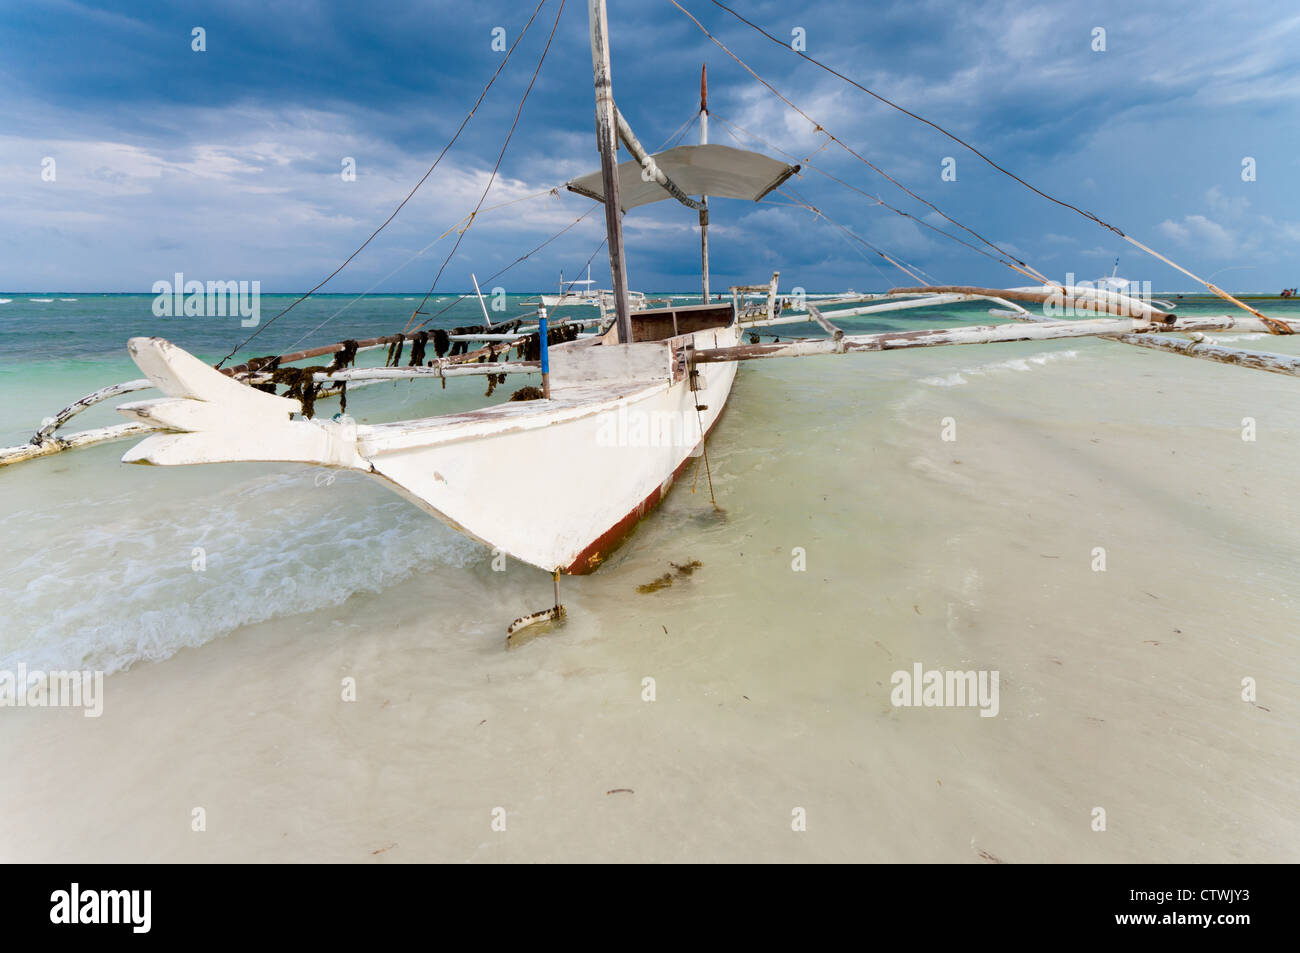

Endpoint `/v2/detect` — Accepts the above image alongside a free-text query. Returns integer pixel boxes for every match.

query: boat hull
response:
[362,324,739,573]
[118,323,739,575]
[560,390,729,573]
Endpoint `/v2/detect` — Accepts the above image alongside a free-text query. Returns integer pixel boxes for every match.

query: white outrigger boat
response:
[536,266,653,313]
[7,0,1300,634]
[539,265,601,309]
[116,299,743,579]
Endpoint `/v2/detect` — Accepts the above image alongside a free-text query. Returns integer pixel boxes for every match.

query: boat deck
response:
[357,377,667,457]
[359,316,736,457]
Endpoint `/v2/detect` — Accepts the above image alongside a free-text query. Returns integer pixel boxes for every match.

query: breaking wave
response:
[1207,333,1266,343]
[920,349,1079,387]
[0,471,483,674]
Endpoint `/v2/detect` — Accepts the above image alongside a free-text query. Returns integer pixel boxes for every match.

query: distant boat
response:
[536,265,652,313]
[1092,257,1177,311]
[1095,256,1140,295]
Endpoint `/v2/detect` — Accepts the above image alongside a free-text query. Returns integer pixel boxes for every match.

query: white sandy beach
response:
[3,335,1297,862]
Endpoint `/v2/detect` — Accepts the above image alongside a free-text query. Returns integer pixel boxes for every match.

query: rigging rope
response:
[777,187,930,286]
[406,206,601,334]
[700,0,1290,332]
[668,0,1052,287]
[785,182,941,284]
[546,235,614,327]
[407,0,567,325]
[658,111,701,150]
[213,0,550,367]
[712,111,1037,281]
[542,235,615,317]
[284,188,564,353]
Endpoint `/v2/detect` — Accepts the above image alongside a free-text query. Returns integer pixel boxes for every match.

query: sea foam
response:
[0,471,483,674]
[920,348,1079,387]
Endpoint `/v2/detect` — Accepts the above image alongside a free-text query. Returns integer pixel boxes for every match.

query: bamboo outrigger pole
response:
[888,285,1175,322]
[985,305,1300,378]
[691,314,1300,364]
[588,0,633,344]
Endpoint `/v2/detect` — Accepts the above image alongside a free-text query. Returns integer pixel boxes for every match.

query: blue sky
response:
[2,0,1298,293]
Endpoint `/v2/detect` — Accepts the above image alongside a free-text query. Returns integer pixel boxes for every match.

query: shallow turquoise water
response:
[3,291,1299,674]
[2,290,1298,861]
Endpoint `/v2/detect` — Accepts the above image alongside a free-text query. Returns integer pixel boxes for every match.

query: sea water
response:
[0,293,1297,861]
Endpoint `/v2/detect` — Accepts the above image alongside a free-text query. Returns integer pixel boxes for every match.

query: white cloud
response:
[1156,219,1189,243]
[0,105,601,290]
[1156,214,1240,258]
[1205,185,1250,217]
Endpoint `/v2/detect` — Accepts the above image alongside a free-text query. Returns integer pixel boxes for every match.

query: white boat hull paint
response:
[119,323,739,574]
[538,290,649,310]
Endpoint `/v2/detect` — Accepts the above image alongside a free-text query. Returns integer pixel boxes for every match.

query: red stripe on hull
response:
[562,398,729,575]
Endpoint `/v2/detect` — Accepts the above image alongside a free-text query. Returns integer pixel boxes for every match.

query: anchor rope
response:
[689,370,718,507]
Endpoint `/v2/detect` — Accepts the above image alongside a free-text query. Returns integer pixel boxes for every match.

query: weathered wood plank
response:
[304,362,541,383]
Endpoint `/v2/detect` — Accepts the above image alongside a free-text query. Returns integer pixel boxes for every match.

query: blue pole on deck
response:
[538,309,551,398]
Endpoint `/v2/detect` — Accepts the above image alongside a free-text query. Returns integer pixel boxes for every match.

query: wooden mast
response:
[587,0,633,344]
[699,64,710,303]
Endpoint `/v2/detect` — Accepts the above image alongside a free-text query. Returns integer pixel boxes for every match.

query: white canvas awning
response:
[566,144,799,211]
